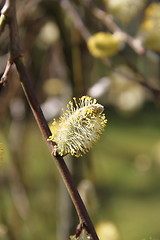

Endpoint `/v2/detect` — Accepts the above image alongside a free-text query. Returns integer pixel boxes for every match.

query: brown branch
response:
[5,0,99,239]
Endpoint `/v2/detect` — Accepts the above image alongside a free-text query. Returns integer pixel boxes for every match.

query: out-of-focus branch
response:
[3,0,99,239]
[93,9,144,55]
[113,68,160,95]
[85,3,145,55]
[60,0,91,40]
[102,58,160,96]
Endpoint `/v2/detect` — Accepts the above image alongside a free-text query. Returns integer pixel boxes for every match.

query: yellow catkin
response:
[48,96,107,157]
[87,32,122,58]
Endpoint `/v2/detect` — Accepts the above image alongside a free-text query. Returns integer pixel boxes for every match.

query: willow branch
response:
[91,7,145,55]
[5,0,99,239]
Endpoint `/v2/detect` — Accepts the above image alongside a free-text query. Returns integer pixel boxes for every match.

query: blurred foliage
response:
[96,221,120,240]
[104,0,146,24]
[138,3,160,51]
[0,0,160,240]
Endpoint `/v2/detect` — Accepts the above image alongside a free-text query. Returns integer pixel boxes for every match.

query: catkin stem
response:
[5,0,99,239]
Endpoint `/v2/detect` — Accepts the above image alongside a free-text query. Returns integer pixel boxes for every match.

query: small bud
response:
[48,96,107,157]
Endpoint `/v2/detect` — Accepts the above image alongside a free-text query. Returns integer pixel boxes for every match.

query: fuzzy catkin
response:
[48,96,107,157]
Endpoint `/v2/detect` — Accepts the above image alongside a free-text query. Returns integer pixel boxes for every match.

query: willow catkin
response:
[87,32,122,58]
[48,96,107,157]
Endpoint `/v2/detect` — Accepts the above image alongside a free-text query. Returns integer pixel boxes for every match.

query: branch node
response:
[76,222,87,238]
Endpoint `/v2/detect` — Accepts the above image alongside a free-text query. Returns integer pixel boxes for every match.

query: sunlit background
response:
[0,0,160,240]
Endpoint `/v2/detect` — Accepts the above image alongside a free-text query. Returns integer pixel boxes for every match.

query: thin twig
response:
[113,69,160,95]
[0,0,9,32]
[0,14,6,32]
[102,58,160,95]
[0,58,13,85]
[4,0,99,239]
